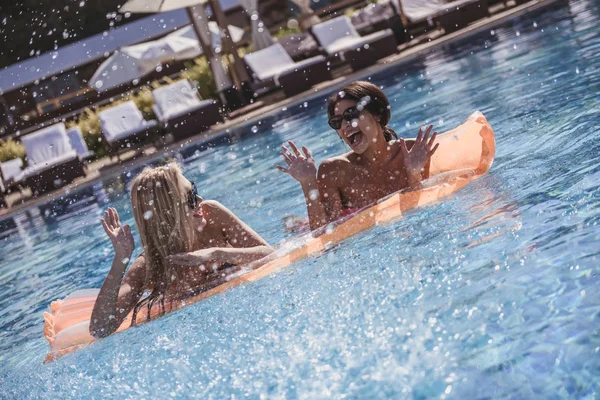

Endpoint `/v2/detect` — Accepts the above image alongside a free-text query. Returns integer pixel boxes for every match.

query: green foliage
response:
[0,139,25,163]
[130,86,156,120]
[181,57,218,100]
[67,108,106,158]
[344,7,357,17]
[273,25,302,40]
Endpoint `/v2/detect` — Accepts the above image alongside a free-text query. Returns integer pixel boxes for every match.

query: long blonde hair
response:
[130,163,196,322]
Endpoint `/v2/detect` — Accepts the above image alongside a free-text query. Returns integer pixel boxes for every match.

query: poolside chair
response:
[151,80,223,142]
[66,126,95,163]
[17,123,85,196]
[0,157,24,194]
[310,16,397,71]
[277,31,320,61]
[244,43,333,97]
[98,101,159,156]
[396,0,489,33]
[351,2,407,44]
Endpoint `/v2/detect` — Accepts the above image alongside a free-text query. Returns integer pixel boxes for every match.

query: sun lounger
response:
[397,0,489,33]
[310,16,397,71]
[351,2,407,44]
[66,126,95,162]
[277,32,321,61]
[98,101,159,155]
[17,123,85,196]
[0,158,24,193]
[244,43,333,97]
[151,80,223,142]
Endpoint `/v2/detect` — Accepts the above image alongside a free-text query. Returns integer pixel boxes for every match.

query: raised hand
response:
[166,249,216,270]
[100,207,134,258]
[400,125,439,177]
[276,141,317,184]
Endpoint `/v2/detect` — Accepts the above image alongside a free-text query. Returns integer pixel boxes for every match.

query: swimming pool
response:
[1,1,599,397]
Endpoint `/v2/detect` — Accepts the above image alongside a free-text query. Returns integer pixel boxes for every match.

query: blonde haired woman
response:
[90,164,273,338]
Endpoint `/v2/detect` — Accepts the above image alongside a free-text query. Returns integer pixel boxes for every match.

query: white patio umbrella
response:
[89,21,243,92]
[238,0,275,51]
[174,23,244,54]
[90,50,148,91]
[120,0,250,88]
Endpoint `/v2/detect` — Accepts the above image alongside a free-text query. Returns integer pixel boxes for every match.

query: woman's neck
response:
[355,131,393,167]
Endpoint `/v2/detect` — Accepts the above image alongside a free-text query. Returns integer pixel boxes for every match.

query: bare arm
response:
[277,141,331,230]
[90,254,146,338]
[166,201,274,268]
[89,208,147,338]
[204,200,274,264]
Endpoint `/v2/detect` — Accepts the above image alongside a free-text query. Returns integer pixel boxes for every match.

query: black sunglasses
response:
[328,106,362,130]
[187,182,198,210]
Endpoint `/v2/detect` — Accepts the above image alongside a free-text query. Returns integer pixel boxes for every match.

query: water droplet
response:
[325,224,335,235]
[490,30,495,36]
[251,126,258,133]
[575,67,580,74]
[143,210,153,220]
[308,189,319,201]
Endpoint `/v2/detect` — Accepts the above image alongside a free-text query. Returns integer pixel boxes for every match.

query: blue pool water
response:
[1,1,599,398]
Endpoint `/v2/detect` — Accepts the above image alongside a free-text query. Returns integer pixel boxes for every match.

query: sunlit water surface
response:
[1,1,599,398]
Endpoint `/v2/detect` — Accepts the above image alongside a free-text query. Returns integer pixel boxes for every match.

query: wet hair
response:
[129,163,196,324]
[327,81,398,142]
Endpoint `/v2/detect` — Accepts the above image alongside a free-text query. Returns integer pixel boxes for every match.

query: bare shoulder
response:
[200,199,227,214]
[200,200,236,224]
[318,155,351,175]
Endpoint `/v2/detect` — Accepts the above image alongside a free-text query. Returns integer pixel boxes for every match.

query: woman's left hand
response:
[166,249,216,269]
[400,125,439,177]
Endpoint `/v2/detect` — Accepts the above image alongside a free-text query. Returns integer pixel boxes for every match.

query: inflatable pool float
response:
[43,111,495,363]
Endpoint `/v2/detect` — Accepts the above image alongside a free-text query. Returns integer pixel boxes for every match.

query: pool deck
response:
[0,0,568,221]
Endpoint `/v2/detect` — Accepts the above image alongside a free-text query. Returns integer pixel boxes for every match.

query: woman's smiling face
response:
[333,99,381,154]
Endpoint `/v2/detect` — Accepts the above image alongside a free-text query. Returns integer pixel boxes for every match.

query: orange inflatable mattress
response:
[43,111,495,363]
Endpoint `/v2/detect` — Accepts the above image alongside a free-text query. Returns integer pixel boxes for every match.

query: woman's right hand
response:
[276,141,317,184]
[100,207,134,259]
